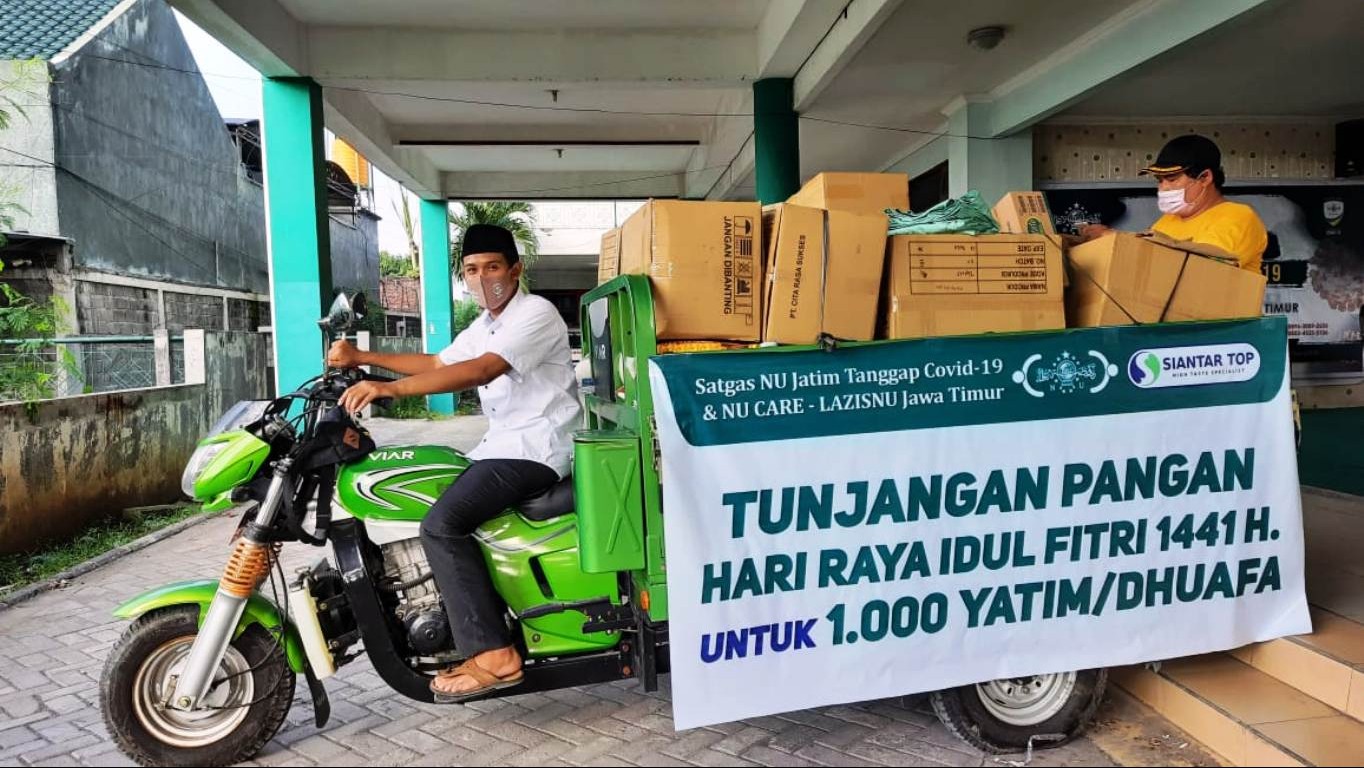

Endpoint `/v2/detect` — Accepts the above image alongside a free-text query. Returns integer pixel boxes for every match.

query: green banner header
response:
[650,318,1288,447]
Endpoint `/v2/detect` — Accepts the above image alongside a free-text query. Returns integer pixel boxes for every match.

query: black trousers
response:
[420,458,559,657]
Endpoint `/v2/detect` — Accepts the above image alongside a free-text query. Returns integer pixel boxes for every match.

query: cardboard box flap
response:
[1066,234,1182,325]
[1141,230,1241,266]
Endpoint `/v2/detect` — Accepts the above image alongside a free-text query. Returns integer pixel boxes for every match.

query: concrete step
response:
[1231,608,1364,720]
[1115,651,1364,766]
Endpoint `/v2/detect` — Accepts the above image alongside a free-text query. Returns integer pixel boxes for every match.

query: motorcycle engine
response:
[403,611,450,655]
[380,538,452,655]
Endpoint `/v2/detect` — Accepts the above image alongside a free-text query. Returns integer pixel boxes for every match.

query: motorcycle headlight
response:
[182,441,228,499]
[181,401,271,499]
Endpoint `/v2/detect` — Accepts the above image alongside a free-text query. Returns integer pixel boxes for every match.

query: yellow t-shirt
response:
[1151,201,1268,273]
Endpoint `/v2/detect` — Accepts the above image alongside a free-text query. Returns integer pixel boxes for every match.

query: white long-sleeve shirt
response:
[438,291,582,478]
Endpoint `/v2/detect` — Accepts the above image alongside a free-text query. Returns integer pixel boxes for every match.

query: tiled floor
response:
[1114,488,1364,767]
[1301,486,1364,726]
[1256,715,1364,767]
[1303,488,1364,624]
[1161,654,1336,726]
[1297,609,1364,665]
[0,416,1196,768]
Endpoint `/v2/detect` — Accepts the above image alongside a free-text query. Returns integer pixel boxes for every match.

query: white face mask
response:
[1157,175,1210,216]
[1157,188,1190,215]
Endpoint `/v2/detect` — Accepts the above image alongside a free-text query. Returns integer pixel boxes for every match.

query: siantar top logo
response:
[1127,344,1260,390]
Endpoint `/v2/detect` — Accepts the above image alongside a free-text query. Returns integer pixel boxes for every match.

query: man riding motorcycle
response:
[329,224,582,702]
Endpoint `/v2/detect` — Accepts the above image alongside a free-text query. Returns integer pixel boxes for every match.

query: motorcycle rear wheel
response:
[930,668,1107,754]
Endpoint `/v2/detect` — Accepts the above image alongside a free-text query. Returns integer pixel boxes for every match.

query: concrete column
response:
[184,329,206,385]
[261,77,332,396]
[944,99,1033,207]
[753,78,800,204]
[153,329,171,386]
[419,198,455,415]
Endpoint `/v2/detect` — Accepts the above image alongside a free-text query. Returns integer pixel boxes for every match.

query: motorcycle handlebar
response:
[314,368,398,412]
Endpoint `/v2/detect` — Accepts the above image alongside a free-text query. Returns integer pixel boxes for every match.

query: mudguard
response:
[112,579,307,674]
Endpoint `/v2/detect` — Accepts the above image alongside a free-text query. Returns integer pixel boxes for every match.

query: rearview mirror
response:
[322,291,367,332]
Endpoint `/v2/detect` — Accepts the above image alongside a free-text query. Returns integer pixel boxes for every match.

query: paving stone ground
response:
[0,418,1195,767]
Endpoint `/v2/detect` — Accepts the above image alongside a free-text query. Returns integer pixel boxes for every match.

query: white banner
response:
[648,319,1308,729]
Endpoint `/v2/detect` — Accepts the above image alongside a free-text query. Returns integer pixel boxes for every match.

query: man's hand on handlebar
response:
[328,339,365,368]
[338,379,394,413]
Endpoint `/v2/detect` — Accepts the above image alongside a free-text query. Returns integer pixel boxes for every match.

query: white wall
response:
[0,60,59,236]
[533,201,644,256]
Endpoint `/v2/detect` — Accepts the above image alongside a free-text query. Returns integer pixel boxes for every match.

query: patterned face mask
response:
[468,272,515,311]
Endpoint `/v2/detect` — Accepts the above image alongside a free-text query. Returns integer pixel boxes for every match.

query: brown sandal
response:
[430,659,524,704]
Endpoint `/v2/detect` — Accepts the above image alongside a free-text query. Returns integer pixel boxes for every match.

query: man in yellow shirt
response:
[1142,134,1267,271]
[1082,135,1268,272]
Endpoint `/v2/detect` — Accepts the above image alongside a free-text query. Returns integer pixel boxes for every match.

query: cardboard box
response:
[993,191,1057,236]
[1066,232,1267,327]
[619,199,763,341]
[1060,234,1083,287]
[886,234,1065,339]
[788,172,909,215]
[597,228,621,283]
[823,208,890,341]
[762,204,824,344]
[763,204,888,344]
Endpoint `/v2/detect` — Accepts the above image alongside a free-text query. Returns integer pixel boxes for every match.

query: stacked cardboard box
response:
[598,182,1260,348]
[1066,232,1266,326]
[762,204,887,344]
[788,172,909,215]
[618,200,764,341]
[597,228,621,283]
[754,172,906,345]
[993,192,1057,235]
[758,174,905,345]
[884,234,1066,338]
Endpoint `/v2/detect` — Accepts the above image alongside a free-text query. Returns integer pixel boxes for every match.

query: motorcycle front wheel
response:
[100,606,296,767]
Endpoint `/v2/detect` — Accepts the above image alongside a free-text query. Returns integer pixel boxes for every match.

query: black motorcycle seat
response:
[518,475,575,522]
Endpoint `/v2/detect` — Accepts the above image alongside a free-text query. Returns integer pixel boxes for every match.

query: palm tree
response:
[392,192,420,269]
[448,201,541,286]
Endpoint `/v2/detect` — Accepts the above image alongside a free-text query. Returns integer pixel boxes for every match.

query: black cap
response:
[460,224,520,266]
[1140,134,1221,178]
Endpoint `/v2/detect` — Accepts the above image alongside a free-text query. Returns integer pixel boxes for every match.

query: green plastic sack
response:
[886,190,1000,235]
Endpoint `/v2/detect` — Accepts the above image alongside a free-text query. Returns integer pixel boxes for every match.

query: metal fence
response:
[1,333,418,402]
[369,334,422,380]
[0,336,185,401]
